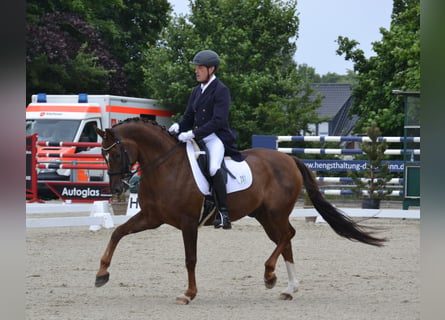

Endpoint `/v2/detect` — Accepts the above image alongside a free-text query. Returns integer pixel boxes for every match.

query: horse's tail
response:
[292,156,387,247]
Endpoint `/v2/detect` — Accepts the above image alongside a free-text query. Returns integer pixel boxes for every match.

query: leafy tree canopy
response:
[142,0,322,149]
[336,0,420,136]
[26,0,171,101]
[297,64,357,84]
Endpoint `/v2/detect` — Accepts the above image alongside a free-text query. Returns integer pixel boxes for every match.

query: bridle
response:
[102,128,133,178]
[102,128,181,185]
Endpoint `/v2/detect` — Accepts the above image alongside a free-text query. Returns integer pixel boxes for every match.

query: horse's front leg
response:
[95,211,158,287]
[175,222,198,305]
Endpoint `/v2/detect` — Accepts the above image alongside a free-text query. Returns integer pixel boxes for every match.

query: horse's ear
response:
[95,126,106,139]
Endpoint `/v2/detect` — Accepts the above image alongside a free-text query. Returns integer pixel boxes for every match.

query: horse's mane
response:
[111,117,163,129]
[111,117,177,140]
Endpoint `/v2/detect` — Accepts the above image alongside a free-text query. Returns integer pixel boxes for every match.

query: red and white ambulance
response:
[26,93,174,199]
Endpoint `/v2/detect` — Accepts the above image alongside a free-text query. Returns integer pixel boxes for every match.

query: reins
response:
[136,140,181,180]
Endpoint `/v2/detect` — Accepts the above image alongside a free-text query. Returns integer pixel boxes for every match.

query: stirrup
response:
[213,211,231,229]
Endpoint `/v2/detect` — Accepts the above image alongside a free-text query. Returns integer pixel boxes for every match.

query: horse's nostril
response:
[111,185,122,194]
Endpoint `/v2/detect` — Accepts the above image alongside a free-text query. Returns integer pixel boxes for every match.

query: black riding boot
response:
[212,169,232,229]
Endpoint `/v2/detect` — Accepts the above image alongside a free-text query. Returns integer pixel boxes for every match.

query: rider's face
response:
[195,65,214,83]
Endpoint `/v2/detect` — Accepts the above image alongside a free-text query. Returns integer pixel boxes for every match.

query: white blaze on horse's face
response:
[104,153,110,163]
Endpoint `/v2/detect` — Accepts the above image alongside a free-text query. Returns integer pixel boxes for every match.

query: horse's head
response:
[95,126,136,195]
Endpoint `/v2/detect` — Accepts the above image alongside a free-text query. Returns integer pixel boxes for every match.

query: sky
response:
[169,0,393,75]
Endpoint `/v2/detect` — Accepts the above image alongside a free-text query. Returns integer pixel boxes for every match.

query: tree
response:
[26,10,126,101]
[320,71,356,84]
[296,64,356,84]
[142,0,322,149]
[82,0,172,97]
[297,64,321,83]
[26,0,171,100]
[336,0,420,136]
[349,122,393,208]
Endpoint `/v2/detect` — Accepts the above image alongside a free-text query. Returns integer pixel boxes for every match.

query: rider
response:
[168,49,244,229]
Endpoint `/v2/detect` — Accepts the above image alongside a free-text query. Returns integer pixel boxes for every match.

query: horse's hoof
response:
[264,276,277,289]
[279,293,293,301]
[175,295,191,305]
[95,273,110,287]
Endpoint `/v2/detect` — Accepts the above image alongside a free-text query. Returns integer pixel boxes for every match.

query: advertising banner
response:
[45,182,112,202]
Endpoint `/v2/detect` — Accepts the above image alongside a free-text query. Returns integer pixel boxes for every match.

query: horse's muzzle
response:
[110,178,129,195]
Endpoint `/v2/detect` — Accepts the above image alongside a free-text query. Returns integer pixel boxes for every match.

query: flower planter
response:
[111,201,128,215]
[361,198,381,209]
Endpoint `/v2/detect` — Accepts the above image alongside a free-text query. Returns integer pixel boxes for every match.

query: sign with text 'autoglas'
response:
[44,182,112,202]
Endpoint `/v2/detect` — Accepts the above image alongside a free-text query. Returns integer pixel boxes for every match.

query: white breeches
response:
[202,133,225,176]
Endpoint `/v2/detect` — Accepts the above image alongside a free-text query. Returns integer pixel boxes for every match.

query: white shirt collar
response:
[200,74,216,93]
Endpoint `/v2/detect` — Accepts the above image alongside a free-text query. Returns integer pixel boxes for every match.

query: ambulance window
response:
[80,121,98,143]
[141,114,156,121]
[26,119,79,142]
[77,121,98,152]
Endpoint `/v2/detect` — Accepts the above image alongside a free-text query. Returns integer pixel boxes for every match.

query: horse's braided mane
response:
[111,117,177,139]
[111,117,165,129]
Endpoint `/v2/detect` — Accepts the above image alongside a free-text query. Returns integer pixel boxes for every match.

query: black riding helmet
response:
[192,50,220,70]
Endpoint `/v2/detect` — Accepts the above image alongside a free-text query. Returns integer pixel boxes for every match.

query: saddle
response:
[191,139,250,227]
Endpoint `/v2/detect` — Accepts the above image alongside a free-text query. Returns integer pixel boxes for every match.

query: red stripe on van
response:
[27,105,102,113]
[106,105,174,117]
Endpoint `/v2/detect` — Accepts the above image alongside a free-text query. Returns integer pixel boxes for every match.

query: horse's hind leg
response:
[279,243,299,300]
[95,212,159,287]
[256,214,298,299]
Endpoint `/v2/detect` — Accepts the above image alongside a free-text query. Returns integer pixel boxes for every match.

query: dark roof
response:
[311,83,357,135]
[312,83,352,118]
[331,97,358,136]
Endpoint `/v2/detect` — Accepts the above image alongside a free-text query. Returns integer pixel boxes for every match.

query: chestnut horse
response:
[94,118,386,304]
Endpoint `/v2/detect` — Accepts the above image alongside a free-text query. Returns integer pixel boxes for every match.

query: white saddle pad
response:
[186,140,253,195]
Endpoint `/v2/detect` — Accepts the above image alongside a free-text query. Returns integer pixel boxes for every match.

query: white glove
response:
[178,130,195,142]
[168,122,179,133]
